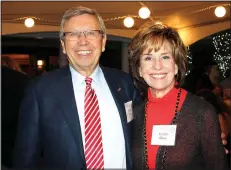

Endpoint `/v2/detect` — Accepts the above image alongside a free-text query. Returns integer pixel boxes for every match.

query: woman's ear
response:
[174,64,178,75]
[139,67,143,77]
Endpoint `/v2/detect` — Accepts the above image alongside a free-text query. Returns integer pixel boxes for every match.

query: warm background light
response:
[139,7,151,19]
[24,18,34,28]
[37,60,43,66]
[123,17,134,28]
[155,21,163,25]
[215,6,226,18]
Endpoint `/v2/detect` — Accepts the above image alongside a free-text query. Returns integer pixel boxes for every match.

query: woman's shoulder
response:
[182,91,216,116]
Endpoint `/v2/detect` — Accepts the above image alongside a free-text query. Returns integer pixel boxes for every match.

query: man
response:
[2,66,30,170]
[13,6,141,170]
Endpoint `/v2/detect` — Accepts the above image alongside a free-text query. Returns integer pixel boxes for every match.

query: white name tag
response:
[124,101,133,123]
[151,125,177,146]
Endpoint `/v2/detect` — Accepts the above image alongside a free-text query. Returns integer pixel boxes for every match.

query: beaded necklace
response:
[143,88,182,169]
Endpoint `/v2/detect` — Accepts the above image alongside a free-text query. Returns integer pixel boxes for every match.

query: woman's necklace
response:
[143,88,182,169]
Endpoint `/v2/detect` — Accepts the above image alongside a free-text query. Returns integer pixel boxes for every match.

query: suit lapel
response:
[101,67,127,123]
[55,66,85,163]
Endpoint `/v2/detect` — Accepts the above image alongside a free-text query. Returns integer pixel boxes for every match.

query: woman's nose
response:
[152,59,162,70]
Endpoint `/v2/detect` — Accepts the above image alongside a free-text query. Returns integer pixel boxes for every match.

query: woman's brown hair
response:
[128,22,188,96]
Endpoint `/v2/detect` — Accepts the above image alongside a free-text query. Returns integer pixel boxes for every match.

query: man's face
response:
[61,14,106,76]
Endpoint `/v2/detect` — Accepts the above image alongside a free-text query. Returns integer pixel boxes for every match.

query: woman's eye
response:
[143,55,152,61]
[162,55,170,60]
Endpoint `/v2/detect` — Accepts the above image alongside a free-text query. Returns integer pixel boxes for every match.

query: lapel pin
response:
[117,85,121,92]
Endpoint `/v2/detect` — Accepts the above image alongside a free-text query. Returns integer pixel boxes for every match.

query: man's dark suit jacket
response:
[13,66,141,170]
[2,67,30,168]
[132,92,228,170]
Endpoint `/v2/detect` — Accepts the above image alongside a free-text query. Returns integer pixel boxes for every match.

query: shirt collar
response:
[69,64,101,86]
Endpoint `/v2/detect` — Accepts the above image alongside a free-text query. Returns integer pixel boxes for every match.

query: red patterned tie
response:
[84,77,104,169]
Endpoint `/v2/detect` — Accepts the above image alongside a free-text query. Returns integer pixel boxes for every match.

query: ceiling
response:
[2,1,230,30]
[1,1,230,71]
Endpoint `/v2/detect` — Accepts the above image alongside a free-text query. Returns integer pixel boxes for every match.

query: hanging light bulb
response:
[139,6,151,19]
[123,17,134,28]
[24,18,35,28]
[215,6,226,18]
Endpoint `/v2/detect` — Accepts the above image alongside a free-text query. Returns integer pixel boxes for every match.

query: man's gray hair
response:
[60,6,106,39]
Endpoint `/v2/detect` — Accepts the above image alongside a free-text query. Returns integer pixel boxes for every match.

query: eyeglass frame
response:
[62,30,104,40]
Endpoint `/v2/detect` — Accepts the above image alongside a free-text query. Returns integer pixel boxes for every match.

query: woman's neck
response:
[150,81,175,98]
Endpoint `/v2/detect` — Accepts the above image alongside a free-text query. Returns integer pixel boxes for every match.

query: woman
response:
[128,23,228,170]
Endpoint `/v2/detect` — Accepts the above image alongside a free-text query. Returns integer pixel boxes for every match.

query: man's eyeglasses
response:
[63,30,104,41]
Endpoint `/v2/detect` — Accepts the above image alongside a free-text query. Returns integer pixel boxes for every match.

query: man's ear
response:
[102,34,107,52]
[61,40,66,54]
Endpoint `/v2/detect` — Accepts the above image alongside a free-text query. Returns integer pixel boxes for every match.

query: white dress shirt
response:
[70,65,126,169]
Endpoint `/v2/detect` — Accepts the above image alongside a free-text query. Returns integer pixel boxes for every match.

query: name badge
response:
[151,125,177,146]
[124,101,133,123]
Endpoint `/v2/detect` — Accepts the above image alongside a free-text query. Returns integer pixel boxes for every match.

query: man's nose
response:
[77,33,89,45]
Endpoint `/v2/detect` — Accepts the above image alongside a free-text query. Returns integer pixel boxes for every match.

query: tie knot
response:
[85,77,92,87]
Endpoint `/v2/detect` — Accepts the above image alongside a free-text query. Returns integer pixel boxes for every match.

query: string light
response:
[24,18,34,28]
[138,6,151,19]
[214,6,226,18]
[123,17,134,28]
[11,16,49,28]
[213,31,231,78]
[12,16,49,22]
[4,3,230,29]
[189,3,229,14]
[105,3,229,28]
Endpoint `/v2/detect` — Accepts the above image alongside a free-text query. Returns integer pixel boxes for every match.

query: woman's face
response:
[139,40,178,98]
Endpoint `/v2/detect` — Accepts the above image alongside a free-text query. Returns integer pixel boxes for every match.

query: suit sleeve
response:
[132,87,143,107]
[201,103,229,170]
[13,82,41,169]
[129,77,143,108]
